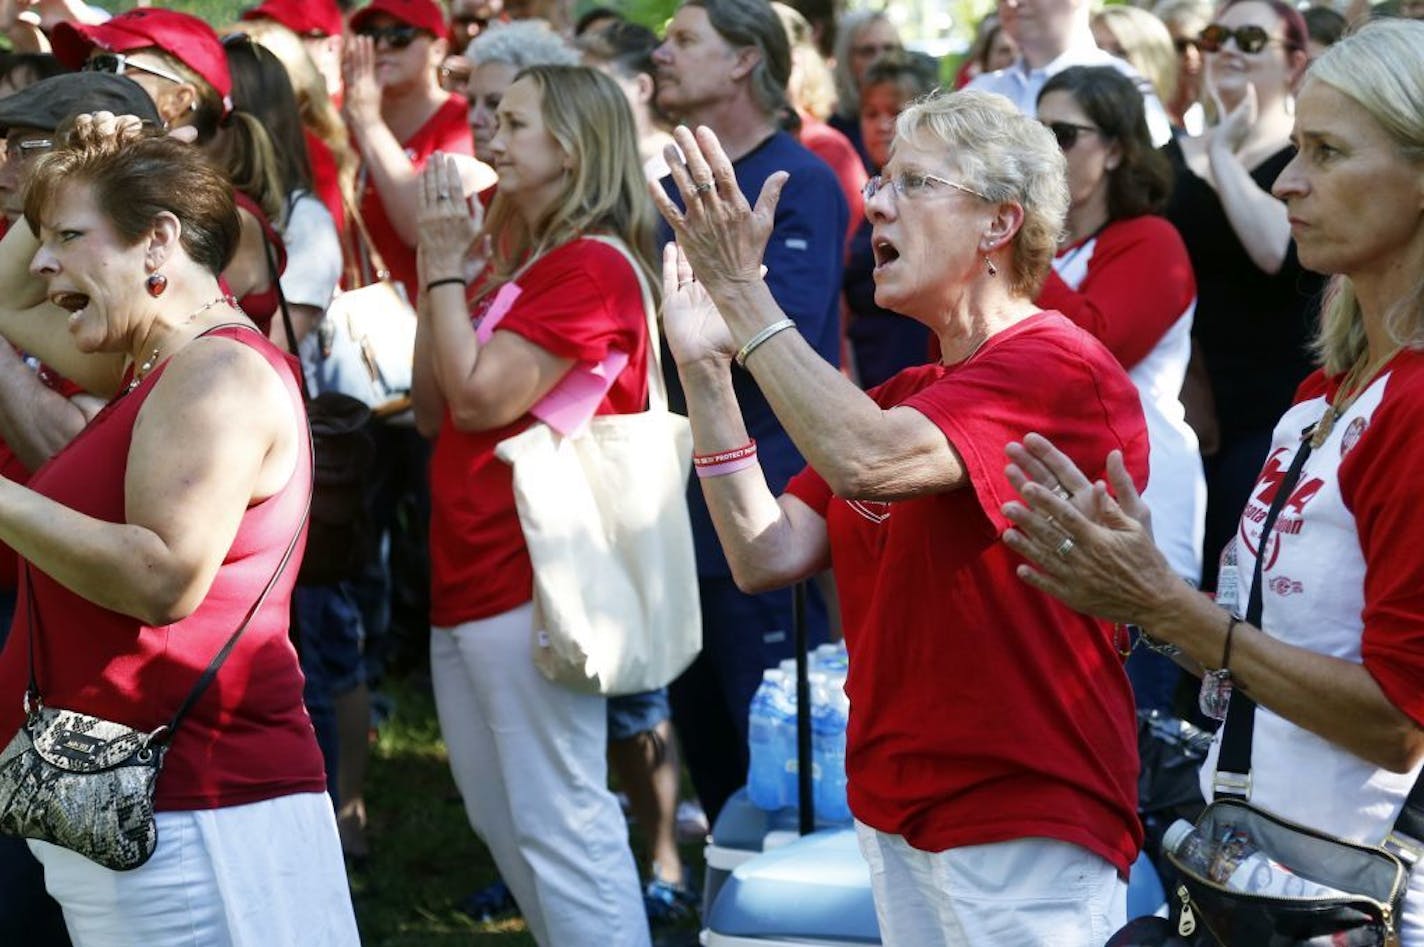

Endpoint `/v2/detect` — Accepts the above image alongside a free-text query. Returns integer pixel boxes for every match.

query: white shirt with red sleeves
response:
[1202,351,1424,943]
[1044,216,1205,583]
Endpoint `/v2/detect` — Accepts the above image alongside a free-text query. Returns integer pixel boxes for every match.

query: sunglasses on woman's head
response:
[1041,120,1101,151]
[84,53,187,86]
[357,24,425,49]
[1197,23,1279,54]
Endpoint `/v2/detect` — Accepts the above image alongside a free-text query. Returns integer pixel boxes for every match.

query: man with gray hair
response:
[652,0,847,827]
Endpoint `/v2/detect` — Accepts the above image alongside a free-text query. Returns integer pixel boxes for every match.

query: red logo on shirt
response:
[1268,576,1304,597]
[1240,448,1324,568]
[1340,416,1367,457]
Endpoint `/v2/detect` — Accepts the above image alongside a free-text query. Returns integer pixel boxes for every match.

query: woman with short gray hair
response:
[652,88,1148,944]
[464,20,577,164]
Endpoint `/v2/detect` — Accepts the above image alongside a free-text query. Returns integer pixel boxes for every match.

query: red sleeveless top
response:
[0,326,326,810]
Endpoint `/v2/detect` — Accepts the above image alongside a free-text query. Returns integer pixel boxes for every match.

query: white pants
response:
[31,792,359,947]
[855,821,1126,947]
[432,603,649,947]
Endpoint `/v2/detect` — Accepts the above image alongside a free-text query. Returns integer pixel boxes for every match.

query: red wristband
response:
[692,439,757,467]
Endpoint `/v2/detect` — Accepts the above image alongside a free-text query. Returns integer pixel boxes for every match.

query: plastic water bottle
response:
[812,683,851,822]
[747,669,789,809]
[779,670,818,807]
[1163,820,1351,899]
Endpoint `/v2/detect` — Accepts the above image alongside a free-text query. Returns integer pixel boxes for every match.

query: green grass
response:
[356,678,536,945]
[355,676,703,946]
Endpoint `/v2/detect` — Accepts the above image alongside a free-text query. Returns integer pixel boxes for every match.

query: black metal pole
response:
[794,581,814,835]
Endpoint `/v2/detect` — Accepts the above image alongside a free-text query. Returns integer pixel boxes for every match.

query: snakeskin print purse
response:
[0,507,306,871]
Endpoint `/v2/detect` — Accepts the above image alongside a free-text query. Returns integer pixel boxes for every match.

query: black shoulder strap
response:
[1214,427,1315,797]
[160,505,308,741]
[263,220,315,405]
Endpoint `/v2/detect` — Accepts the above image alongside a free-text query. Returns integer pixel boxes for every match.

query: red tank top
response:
[0,326,326,810]
[233,191,287,337]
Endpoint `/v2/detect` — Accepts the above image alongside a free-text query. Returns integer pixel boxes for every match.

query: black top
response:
[1163,139,1326,440]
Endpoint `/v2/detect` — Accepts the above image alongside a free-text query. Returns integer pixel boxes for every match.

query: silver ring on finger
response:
[1051,483,1073,501]
[1054,536,1075,559]
[677,279,694,289]
[693,181,715,194]
[437,191,451,200]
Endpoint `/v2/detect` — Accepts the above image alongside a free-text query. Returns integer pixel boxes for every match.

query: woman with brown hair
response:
[0,115,356,946]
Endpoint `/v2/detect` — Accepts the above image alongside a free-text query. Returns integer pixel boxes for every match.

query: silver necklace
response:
[127,295,238,392]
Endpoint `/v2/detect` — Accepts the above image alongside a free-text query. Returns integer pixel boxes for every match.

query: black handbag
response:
[1166,425,1423,946]
[0,511,305,871]
[267,231,375,587]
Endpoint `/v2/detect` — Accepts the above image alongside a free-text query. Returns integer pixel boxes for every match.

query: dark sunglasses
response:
[1173,36,1200,54]
[84,52,187,85]
[1197,23,1279,54]
[1041,120,1101,151]
[357,24,427,49]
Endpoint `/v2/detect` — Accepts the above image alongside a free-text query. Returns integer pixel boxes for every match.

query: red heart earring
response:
[146,273,167,297]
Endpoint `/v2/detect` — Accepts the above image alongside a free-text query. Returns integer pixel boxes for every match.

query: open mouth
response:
[50,291,90,312]
[872,237,900,269]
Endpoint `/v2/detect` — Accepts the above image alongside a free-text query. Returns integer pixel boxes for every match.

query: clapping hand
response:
[416,152,485,290]
[1000,433,1173,625]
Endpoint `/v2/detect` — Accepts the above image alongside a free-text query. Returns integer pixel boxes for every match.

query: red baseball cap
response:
[241,0,344,39]
[51,9,233,113]
[349,0,448,38]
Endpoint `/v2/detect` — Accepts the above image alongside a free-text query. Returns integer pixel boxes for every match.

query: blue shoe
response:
[643,867,699,924]
[456,879,520,922]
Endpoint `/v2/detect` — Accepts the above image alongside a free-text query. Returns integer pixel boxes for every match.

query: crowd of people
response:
[0,0,1416,944]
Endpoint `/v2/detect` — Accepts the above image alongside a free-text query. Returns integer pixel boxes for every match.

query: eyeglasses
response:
[1197,23,1281,54]
[356,24,427,49]
[84,52,188,85]
[863,171,987,202]
[1041,120,1102,151]
[4,137,53,167]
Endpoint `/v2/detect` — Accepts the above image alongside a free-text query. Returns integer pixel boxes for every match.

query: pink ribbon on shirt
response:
[475,282,629,436]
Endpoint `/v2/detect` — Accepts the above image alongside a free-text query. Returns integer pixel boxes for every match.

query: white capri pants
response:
[855,821,1127,947]
[432,602,649,947]
[31,791,359,947]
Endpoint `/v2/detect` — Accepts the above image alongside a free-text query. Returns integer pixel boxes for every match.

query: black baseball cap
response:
[0,71,162,135]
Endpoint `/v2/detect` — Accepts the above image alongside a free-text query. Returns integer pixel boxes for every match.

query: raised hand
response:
[416,152,484,289]
[649,125,786,296]
[659,242,736,368]
[341,35,383,131]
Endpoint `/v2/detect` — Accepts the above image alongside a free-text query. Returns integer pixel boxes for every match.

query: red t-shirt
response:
[1037,216,1196,372]
[785,312,1148,872]
[304,127,345,237]
[428,238,650,627]
[355,95,473,298]
[0,360,85,592]
[0,327,326,811]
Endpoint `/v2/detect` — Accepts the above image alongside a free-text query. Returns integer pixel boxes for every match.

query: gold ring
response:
[1055,536,1075,559]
